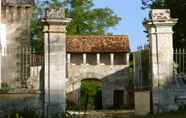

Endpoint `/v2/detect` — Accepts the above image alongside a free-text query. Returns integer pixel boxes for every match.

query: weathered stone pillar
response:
[42,7,71,116]
[67,53,71,64]
[144,9,178,113]
[126,53,129,65]
[97,53,100,65]
[111,53,114,65]
[83,53,87,65]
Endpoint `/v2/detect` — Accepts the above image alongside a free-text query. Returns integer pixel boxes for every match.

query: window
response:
[114,53,127,65]
[100,53,110,65]
[71,53,83,65]
[87,53,97,65]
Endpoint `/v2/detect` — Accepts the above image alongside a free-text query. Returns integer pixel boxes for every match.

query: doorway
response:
[80,78,103,110]
[114,90,124,109]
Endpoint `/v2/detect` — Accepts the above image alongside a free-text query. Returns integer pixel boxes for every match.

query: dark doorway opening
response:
[80,78,103,110]
[94,89,102,110]
[114,90,124,109]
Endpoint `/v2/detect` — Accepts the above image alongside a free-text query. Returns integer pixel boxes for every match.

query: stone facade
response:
[65,36,130,109]
[134,91,150,115]
[0,2,130,116]
[144,9,178,113]
[0,0,34,89]
[67,64,129,109]
[0,1,42,116]
[42,7,71,116]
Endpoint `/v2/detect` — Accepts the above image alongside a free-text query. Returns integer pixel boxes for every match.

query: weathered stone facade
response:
[0,2,130,116]
[67,64,129,109]
[144,9,178,113]
[42,7,71,116]
[1,0,34,89]
[0,1,44,116]
[65,36,130,109]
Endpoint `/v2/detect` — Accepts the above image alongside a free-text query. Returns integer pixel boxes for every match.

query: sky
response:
[93,0,149,51]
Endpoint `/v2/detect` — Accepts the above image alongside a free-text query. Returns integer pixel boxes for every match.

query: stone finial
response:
[46,7,65,19]
[144,9,177,29]
[151,9,170,20]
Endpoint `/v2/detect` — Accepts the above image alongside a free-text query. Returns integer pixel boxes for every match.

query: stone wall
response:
[0,1,42,115]
[1,6,33,47]
[144,9,178,113]
[67,64,129,109]
[0,93,42,117]
[134,91,150,115]
[0,65,43,116]
[1,4,34,90]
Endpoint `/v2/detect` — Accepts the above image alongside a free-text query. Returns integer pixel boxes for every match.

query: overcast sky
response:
[93,0,149,50]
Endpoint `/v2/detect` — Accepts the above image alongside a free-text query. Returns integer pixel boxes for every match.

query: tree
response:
[80,81,98,111]
[31,0,121,51]
[31,0,63,52]
[80,80,101,111]
[31,1,46,52]
[142,0,166,9]
[142,0,186,48]
[63,0,121,35]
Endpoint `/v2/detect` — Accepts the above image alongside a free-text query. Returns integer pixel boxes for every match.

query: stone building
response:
[0,0,34,89]
[0,0,41,115]
[0,1,130,115]
[65,35,130,109]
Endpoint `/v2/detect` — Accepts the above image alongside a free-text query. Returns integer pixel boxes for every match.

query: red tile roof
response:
[67,35,129,53]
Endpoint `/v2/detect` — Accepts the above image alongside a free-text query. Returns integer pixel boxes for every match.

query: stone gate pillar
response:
[144,9,178,113]
[42,7,71,116]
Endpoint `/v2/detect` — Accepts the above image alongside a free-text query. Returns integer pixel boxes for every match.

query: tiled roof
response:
[67,35,129,53]
[2,0,35,6]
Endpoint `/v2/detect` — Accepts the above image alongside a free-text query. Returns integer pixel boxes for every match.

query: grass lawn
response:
[135,111,186,118]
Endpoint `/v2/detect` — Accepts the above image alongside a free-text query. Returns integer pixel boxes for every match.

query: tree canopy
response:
[63,0,121,35]
[142,0,186,48]
[31,0,121,51]
[80,80,101,111]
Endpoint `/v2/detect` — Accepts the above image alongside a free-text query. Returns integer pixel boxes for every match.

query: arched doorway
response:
[80,78,102,110]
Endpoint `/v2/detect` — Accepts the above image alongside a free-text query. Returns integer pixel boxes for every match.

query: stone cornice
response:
[42,18,71,33]
[42,18,71,25]
[145,19,178,27]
